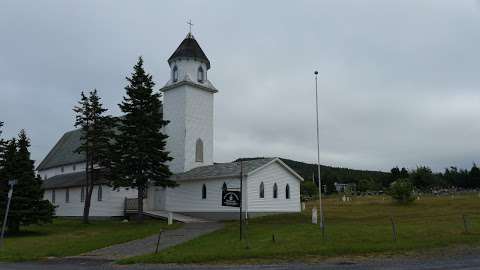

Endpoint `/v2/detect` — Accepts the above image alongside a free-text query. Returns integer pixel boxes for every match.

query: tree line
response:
[272,158,480,199]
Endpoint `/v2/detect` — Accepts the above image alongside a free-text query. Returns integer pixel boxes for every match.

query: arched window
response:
[259,182,264,198]
[273,183,278,199]
[286,184,290,199]
[197,66,204,83]
[222,182,228,192]
[65,188,69,203]
[80,186,85,202]
[195,138,204,162]
[202,184,207,199]
[98,185,103,201]
[172,65,178,82]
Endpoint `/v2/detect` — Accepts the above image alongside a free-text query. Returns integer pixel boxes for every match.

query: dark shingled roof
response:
[168,33,211,69]
[41,158,285,189]
[42,171,108,189]
[171,158,276,181]
[37,129,85,171]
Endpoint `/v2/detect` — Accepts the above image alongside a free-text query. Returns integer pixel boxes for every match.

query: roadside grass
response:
[121,194,480,264]
[0,218,179,262]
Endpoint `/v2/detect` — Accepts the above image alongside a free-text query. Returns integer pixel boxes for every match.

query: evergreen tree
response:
[73,90,114,224]
[0,131,54,233]
[112,57,175,221]
[468,163,480,189]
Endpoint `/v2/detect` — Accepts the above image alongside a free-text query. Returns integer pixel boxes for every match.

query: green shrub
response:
[388,178,415,204]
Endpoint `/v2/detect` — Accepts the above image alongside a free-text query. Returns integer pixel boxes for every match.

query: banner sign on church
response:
[222,190,241,207]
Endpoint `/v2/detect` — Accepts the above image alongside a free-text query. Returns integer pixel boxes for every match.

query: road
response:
[1,254,480,270]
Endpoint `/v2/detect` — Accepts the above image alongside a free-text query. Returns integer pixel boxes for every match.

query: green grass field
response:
[0,218,179,262]
[122,194,480,264]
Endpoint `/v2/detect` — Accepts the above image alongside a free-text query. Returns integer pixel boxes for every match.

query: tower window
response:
[286,184,290,199]
[259,182,264,198]
[195,138,204,162]
[197,66,204,83]
[202,184,207,199]
[273,183,278,199]
[172,65,178,82]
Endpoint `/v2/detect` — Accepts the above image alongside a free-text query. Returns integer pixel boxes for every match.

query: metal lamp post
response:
[314,71,325,239]
[0,179,16,249]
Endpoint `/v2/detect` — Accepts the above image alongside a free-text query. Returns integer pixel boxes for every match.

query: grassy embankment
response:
[0,219,179,262]
[122,194,480,264]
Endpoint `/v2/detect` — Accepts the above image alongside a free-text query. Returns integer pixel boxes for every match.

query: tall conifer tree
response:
[112,57,175,221]
[0,131,54,233]
[74,90,113,224]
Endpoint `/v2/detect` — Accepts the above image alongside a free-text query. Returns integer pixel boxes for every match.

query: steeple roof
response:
[168,33,211,69]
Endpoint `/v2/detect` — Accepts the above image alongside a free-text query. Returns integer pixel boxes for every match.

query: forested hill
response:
[235,157,390,186]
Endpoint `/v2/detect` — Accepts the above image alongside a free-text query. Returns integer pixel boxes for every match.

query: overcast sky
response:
[1,1,480,172]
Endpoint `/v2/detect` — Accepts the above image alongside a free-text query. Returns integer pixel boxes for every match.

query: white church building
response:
[37,32,303,220]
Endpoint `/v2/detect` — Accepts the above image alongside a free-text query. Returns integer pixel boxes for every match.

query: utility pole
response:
[314,71,325,239]
[0,179,16,249]
[239,160,243,240]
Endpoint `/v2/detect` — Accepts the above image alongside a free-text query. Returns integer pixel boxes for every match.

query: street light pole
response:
[314,71,325,239]
[0,179,16,249]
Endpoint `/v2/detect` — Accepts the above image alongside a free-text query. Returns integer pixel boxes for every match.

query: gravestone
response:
[312,207,318,224]
[168,212,173,225]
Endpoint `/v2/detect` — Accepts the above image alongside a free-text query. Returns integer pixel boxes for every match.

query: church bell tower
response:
[161,32,218,174]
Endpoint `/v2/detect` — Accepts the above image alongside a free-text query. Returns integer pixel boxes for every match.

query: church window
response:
[80,186,85,202]
[65,188,70,203]
[195,139,204,162]
[222,182,227,192]
[172,65,178,82]
[61,166,64,173]
[273,183,278,199]
[202,184,207,199]
[286,184,290,199]
[98,185,103,201]
[52,189,56,203]
[259,182,264,198]
[197,66,204,83]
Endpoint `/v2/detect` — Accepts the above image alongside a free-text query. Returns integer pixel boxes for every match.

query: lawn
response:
[0,218,179,262]
[122,194,480,264]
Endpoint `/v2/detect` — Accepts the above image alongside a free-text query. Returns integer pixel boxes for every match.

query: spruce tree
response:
[74,90,114,224]
[112,57,175,221]
[0,131,54,233]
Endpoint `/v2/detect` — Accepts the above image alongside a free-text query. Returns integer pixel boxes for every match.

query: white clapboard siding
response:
[163,177,243,212]
[247,161,301,212]
[44,185,137,217]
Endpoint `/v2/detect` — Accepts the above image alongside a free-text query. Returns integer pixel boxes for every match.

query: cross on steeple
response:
[187,19,194,34]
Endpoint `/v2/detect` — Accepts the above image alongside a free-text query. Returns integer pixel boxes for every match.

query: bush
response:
[388,178,415,204]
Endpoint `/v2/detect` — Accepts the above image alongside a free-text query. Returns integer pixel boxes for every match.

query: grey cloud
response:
[1,0,479,172]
